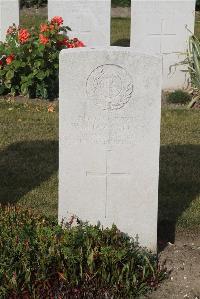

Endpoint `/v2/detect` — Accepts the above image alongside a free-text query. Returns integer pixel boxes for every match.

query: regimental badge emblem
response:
[86,64,133,110]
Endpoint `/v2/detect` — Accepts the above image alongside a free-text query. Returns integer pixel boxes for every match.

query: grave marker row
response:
[0,0,196,89]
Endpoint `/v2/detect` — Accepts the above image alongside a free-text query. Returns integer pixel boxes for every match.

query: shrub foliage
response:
[0,17,84,99]
[112,0,131,7]
[0,205,165,298]
[20,0,47,8]
[167,90,191,104]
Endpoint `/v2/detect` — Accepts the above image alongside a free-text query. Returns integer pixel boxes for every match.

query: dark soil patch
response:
[111,7,131,18]
[144,230,200,299]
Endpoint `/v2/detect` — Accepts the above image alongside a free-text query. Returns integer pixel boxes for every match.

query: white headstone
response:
[48,0,111,47]
[131,0,196,89]
[59,48,162,251]
[0,0,19,42]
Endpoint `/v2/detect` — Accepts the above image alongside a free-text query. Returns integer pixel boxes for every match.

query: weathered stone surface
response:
[48,0,111,47]
[131,0,196,89]
[59,48,162,251]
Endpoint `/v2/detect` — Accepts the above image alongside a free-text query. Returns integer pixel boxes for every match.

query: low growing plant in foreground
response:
[0,17,84,99]
[0,205,165,298]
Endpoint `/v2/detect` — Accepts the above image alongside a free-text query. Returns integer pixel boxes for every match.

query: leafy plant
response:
[20,0,47,8]
[179,34,200,108]
[167,89,191,105]
[112,0,131,7]
[0,205,166,298]
[196,0,200,11]
[0,17,84,99]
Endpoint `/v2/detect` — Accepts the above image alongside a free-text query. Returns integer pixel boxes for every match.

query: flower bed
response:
[0,205,165,298]
[0,17,84,99]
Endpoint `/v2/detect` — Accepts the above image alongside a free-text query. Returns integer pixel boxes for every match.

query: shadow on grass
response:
[1,141,199,250]
[111,38,130,47]
[158,144,200,249]
[0,140,58,204]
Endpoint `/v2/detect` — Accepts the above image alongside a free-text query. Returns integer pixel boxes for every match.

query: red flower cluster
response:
[40,23,54,33]
[18,29,30,44]
[57,37,85,48]
[6,54,15,65]
[39,34,50,45]
[66,38,85,48]
[51,16,64,26]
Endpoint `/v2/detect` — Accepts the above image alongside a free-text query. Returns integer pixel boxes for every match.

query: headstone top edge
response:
[60,48,162,61]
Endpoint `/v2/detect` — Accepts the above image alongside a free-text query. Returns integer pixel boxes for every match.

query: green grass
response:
[111,17,130,46]
[159,109,200,230]
[195,12,200,39]
[0,100,58,217]
[0,100,200,233]
[20,13,46,29]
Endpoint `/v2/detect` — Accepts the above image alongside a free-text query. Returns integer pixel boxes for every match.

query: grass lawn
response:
[0,99,200,233]
[0,100,58,217]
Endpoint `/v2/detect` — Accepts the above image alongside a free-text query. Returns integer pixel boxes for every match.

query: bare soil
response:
[111,7,131,18]
[145,230,200,299]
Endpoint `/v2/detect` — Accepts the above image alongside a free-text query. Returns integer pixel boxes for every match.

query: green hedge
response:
[20,0,47,8]
[112,0,131,7]
[0,206,165,298]
[196,0,200,11]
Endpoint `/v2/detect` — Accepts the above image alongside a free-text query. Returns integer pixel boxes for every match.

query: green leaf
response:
[10,87,16,96]
[6,70,14,80]
[34,60,42,68]
[0,84,5,95]
[36,71,46,80]
[5,82,11,89]
[21,83,28,95]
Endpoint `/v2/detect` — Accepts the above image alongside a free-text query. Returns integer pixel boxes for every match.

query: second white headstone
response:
[48,0,111,47]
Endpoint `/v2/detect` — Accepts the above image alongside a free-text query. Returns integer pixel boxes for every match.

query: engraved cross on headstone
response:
[149,19,176,74]
[86,149,130,218]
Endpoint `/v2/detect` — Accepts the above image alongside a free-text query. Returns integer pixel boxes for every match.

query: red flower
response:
[6,54,15,65]
[51,16,64,26]
[39,34,50,45]
[49,24,55,31]
[62,38,85,49]
[40,23,49,33]
[73,38,85,47]
[18,29,30,44]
